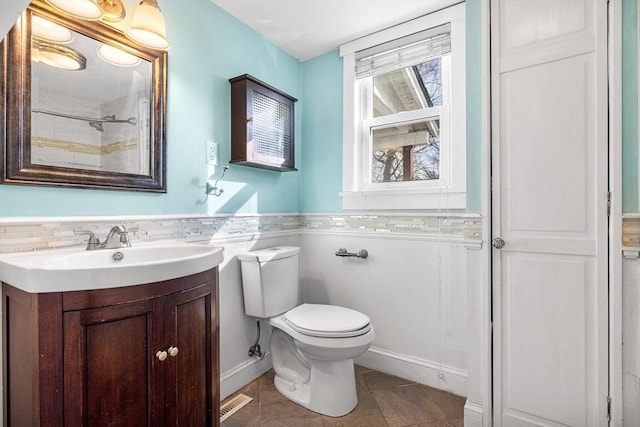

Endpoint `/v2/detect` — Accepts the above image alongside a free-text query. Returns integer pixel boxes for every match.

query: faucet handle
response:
[119,228,131,247]
[74,230,100,250]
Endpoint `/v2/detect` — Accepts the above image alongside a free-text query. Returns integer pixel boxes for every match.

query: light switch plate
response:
[206,140,218,165]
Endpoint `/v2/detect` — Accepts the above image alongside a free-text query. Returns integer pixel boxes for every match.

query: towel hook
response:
[206,165,229,197]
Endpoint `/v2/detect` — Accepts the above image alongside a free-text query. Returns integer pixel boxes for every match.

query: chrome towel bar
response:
[335,248,368,259]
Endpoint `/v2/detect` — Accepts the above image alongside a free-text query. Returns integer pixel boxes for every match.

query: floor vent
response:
[220,393,253,422]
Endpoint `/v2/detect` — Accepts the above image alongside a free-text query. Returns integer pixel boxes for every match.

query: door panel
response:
[498,0,595,73]
[501,55,594,236]
[63,299,162,427]
[165,282,217,427]
[491,0,609,425]
[503,254,592,426]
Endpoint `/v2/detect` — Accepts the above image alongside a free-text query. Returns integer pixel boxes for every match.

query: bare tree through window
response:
[370,57,442,183]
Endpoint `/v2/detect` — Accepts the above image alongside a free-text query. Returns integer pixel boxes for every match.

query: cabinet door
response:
[63,298,165,427]
[491,0,609,424]
[164,281,218,426]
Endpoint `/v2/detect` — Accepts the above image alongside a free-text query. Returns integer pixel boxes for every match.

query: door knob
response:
[492,237,506,249]
[155,350,168,361]
[168,346,179,357]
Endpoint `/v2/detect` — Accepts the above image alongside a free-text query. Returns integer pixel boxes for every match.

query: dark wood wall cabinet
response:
[2,268,220,427]
[229,74,298,172]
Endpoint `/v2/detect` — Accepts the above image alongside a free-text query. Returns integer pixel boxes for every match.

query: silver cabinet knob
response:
[155,350,168,361]
[492,237,506,249]
[168,346,179,357]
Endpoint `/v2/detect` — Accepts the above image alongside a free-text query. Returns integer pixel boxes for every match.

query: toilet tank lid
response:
[236,246,300,262]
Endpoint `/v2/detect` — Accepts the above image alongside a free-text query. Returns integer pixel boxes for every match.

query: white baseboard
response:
[463,401,484,427]
[220,353,272,400]
[355,346,468,397]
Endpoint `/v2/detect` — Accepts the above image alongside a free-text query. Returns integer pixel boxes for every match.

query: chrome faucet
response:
[74,225,131,250]
[103,225,131,249]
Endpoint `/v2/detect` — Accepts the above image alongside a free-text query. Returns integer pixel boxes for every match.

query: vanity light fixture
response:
[97,0,126,22]
[45,0,169,51]
[31,15,73,43]
[97,43,141,67]
[32,39,87,71]
[126,0,170,50]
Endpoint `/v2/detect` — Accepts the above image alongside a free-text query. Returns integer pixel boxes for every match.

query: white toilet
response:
[237,246,375,417]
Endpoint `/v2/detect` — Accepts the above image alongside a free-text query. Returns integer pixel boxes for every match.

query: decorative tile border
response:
[5,211,634,256]
[0,213,484,254]
[623,215,640,249]
[300,213,483,242]
[0,215,300,254]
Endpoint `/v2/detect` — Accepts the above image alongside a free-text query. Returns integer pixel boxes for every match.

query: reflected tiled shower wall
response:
[0,214,482,254]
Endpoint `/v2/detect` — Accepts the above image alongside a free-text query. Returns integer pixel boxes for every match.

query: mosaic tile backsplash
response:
[623,215,640,248]
[0,215,300,254]
[299,214,483,242]
[0,214,484,254]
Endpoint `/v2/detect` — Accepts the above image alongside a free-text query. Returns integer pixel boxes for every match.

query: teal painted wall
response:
[3,1,638,217]
[300,51,344,213]
[465,0,483,213]
[299,1,485,213]
[0,0,302,217]
[623,0,639,213]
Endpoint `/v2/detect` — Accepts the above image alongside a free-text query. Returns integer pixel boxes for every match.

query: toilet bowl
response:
[268,304,375,416]
[237,247,375,417]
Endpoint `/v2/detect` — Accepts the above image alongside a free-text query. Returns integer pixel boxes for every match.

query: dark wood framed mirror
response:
[0,0,167,192]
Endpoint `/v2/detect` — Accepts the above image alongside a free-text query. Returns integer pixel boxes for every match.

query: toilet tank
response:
[236,246,300,318]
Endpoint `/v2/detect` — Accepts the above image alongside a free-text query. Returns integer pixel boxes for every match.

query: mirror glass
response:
[1,1,166,192]
[31,17,152,175]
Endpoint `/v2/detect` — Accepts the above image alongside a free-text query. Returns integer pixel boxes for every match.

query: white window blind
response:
[355,23,451,79]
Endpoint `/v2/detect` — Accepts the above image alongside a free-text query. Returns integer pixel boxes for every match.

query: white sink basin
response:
[0,243,224,293]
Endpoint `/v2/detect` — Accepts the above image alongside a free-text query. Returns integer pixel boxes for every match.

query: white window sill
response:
[341,189,466,210]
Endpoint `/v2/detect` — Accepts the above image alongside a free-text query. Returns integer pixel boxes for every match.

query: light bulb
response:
[32,15,73,44]
[45,0,103,20]
[97,44,141,67]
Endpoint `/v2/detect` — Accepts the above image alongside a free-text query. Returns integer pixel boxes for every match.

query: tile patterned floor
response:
[221,366,465,427]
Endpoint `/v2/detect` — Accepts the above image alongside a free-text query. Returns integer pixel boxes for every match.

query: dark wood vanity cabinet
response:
[2,268,220,427]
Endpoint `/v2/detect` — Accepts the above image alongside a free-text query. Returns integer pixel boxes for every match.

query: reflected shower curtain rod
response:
[32,109,137,125]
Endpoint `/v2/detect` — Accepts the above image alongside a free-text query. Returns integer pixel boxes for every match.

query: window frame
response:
[340,3,466,210]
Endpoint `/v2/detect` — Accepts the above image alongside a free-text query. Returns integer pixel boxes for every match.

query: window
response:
[340,4,465,210]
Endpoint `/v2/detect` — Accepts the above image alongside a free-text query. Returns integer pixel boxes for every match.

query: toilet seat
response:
[284,304,372,338]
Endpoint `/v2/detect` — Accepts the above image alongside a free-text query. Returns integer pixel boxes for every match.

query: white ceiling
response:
[210,0,460,61]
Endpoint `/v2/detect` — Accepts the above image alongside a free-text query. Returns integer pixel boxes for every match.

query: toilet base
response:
[267,314,374,417]
[273,358,358,417]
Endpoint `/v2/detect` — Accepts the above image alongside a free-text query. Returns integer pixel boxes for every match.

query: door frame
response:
[480,0,493,426]
[608,0,623,425]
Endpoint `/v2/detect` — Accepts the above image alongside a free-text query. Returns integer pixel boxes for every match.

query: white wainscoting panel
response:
[215,234,301,398]
[300,230,469,396]
[220,353,272,400]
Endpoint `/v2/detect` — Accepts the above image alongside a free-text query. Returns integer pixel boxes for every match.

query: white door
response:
[491,0,609,426]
